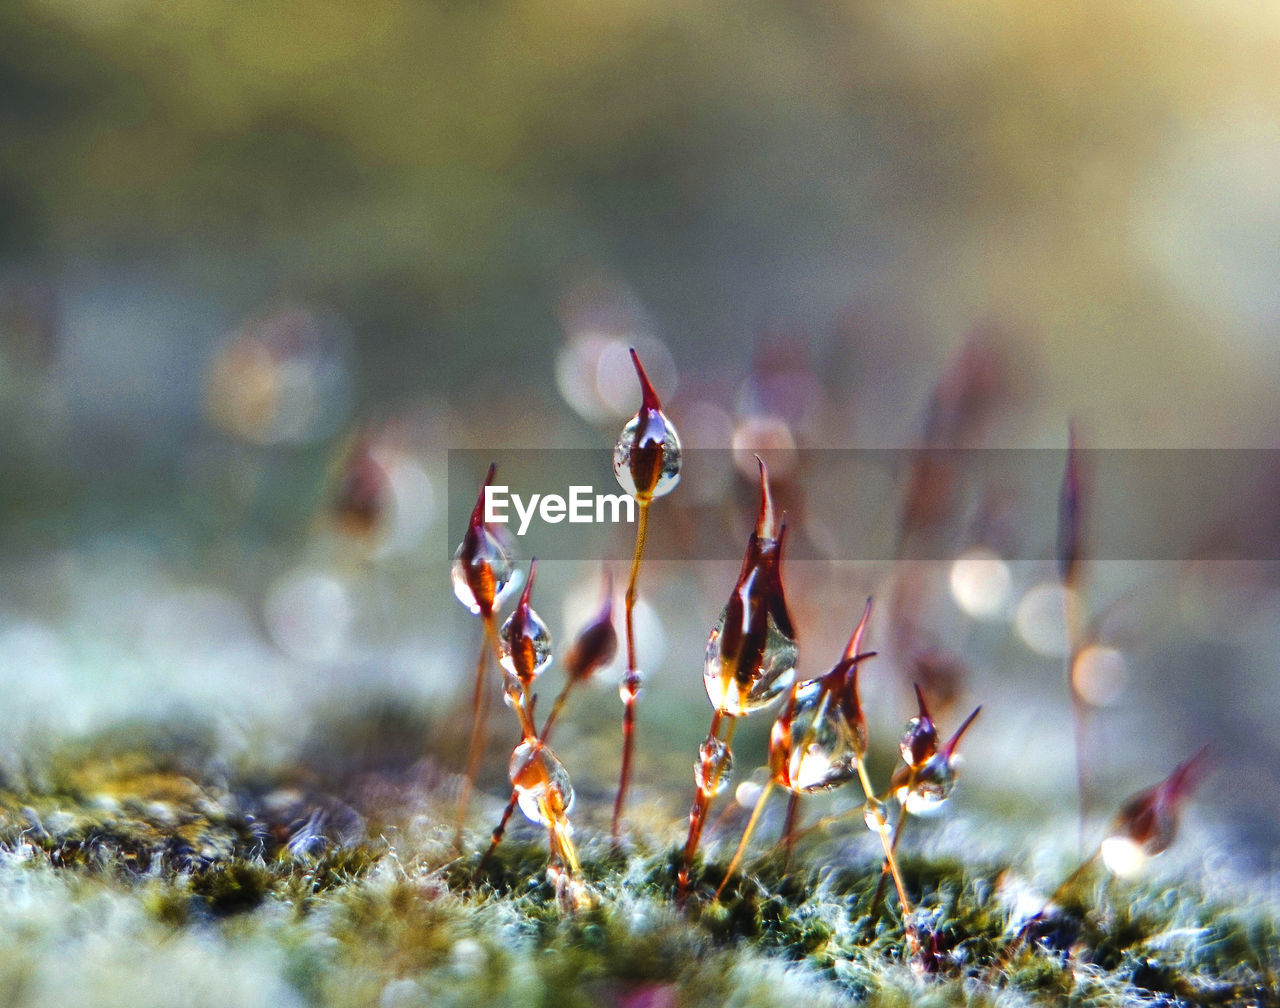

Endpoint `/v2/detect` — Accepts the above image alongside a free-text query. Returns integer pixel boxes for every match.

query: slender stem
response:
[475,791,519,879]
[538,794,586,912]
[612,499,651,846]
[455,612,499,849]
[476,679,577,879]
[539,681,575,746]
[863,762,913,929]
[1064,591,1089,853]
[509,679,538,742]
[714,779,775,901]
[781,791,802,869]
[678,712,736,901]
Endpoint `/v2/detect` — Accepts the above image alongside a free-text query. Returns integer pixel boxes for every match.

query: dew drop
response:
[451,531,517,615]
[863,797,890,834]
[781,680,859,792]
[509,740,575,827]
[1101,834,1150,878]
[501,670,524,711]
[899,715,938,768]
[498,607,552,684]
[897,754,957,814]
[613,412,682,499]
[694,735,734,796]
[618,669,643,704]
[703,607,798,717]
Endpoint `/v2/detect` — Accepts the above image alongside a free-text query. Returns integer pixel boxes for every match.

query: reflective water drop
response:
[451,530,516,615]
[779,679,859,792]
[613,348,682,500]
[509,740,575,827]
[1100,834,1150,878]
[863,797,889,834]
[897,754,958,814]
[704,608,797,716]
[498,605,552,684]
[899,685,938,768]
[501,670,524,711]
[618,669,643,704]
[694,735,734,796]
[613,413,682,499]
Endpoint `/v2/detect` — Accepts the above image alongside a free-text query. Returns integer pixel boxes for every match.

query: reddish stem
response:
[678,710,733,901]
[455,612,499,849]
[612,499,651,847]
[781,791,802,869]
[477,679,577,878]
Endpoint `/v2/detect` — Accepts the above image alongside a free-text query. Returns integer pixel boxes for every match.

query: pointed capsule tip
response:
[913,682,930,719]
[1166,744,1211,801]
[753,456,780,541]
[630,348,662,413]
[944,705,981,757]
[843,598,874,661]
[469,463,498,529]
[519,558,538,608]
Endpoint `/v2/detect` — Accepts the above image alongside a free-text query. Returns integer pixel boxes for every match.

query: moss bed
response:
[0,724,1273,1008]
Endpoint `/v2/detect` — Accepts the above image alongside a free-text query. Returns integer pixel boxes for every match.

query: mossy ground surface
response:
[0,728,1274,1008]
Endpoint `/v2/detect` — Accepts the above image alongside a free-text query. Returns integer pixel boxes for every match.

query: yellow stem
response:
[455,612,499,848]
[715,779,775,901]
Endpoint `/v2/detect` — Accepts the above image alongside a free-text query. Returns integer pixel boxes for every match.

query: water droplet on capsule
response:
[694,735,734,795]
[509,740,575,827]
[863,797,890,833]
[1100,834,1150,878]
[613,414,682,499]
[451,531,517,615]
[780,680,860,792]
[498,605,552,684]
[703,607,798,716]
[618,669,643,704]
[897,753,958,814]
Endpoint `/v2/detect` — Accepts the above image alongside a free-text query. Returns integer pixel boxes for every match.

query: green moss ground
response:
[0,728,1274,1008]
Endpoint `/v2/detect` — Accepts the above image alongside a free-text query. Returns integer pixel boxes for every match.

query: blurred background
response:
[2,1,1280,879]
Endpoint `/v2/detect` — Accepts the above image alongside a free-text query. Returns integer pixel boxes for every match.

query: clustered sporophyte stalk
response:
[715,599,875,899]
[610,348,681,846]
[865,687,980,930]
[451,462,518,845]
[679,457,796,901]
[496,559,590,910]
[478,571,616,875]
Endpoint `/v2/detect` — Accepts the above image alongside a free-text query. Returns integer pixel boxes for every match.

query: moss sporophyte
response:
[424,339,1272,1006]
[8,340,1271,1008]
